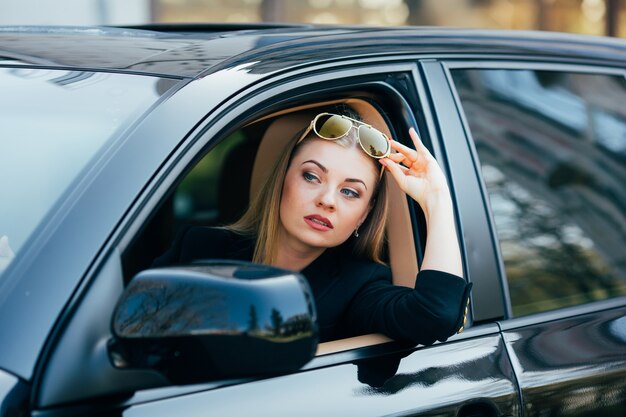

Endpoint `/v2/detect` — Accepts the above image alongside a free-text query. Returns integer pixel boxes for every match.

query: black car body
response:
[1,24,626,416]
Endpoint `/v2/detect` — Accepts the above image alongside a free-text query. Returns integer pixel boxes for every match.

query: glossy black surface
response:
[0,369,28,417]
[504,306,626,416]
[451,68,626,318]
[2,26,626,78]
[114,329,518,417]
[110,261,317,383]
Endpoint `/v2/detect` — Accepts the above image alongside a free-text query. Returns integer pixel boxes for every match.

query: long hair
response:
[227,119,389,265]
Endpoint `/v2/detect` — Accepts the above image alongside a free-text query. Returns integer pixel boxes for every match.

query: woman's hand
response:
[380,128,451,213]
[380,128,462,276]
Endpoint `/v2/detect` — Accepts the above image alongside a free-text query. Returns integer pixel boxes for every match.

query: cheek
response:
[280,171,303,216]
[349,202,370,226]
[333,198,369,232]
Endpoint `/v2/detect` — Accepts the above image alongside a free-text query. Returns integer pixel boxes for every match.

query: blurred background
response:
[0,0,625,37]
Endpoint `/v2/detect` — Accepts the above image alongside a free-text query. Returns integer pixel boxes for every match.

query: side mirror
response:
[108,260,318,384]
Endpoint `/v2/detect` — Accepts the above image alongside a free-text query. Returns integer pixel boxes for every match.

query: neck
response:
[273,231,325,272]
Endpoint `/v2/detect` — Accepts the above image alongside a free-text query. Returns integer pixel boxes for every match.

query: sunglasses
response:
[297,113,391,159]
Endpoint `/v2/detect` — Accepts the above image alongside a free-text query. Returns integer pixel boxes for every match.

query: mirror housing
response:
[109,260,318,384]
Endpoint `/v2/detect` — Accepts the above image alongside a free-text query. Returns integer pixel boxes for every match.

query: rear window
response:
[452,68,626,317]
[0,68,173,275]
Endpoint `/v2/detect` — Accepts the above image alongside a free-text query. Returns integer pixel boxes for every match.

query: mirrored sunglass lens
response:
[315,114,352,139]
[358,125,389,157]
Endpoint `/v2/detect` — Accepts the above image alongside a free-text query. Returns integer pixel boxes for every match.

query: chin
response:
[300,231,346,249]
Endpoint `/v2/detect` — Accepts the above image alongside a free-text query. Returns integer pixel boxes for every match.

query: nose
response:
[316,187,336,211]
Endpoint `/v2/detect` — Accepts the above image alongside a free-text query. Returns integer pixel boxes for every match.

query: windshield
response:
[0,67,173,274]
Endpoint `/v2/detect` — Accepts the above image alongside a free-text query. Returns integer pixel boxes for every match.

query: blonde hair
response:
[228,122,389,265]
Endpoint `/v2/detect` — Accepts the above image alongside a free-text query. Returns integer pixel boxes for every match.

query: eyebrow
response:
[301,160,368,190]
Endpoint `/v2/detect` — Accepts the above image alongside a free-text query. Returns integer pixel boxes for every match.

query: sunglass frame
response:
[297,112,391,159]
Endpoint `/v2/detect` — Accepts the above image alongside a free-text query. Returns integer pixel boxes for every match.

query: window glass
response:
[173,119,269,228]
[452,68,626,316]
[0,68,172,276]
[174,131,250,226]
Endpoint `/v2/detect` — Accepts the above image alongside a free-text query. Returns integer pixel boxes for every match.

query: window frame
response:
[441,59,626,325]
[117,60,473,369]
[36,61,444,408]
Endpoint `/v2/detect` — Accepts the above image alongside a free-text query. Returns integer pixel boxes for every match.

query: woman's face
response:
[279,138,379,251]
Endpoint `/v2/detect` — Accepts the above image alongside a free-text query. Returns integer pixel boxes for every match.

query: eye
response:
[303,171,319,183]
[341,188,360,199]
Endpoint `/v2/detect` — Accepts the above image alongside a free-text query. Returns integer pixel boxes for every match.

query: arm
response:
[343,265,471,344]
[380,128,463,276]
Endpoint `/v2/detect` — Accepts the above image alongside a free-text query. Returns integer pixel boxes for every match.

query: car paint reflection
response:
[354,337,517,402]
[504,306,626,416]
[120,331,519,417]
[0,369,28,417]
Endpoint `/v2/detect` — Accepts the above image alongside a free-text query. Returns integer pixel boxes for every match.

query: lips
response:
[304,214,334,231]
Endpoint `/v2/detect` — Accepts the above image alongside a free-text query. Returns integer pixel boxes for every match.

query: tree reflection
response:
[453,68,626,317]
[114,280,229,337]
[248,304,259,333]
[486,165,626,315]
[269,308,283,336]
[246,304,313,340]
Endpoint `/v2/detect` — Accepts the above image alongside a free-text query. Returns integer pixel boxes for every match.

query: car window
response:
[122,121,267,279]
[0,68,173,276]
[122,95,420,349]
[451,68,626,317]
[174,125,264,227]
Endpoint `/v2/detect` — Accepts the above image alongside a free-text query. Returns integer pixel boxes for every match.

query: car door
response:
[33,59,520,417]
[444,61,626,416]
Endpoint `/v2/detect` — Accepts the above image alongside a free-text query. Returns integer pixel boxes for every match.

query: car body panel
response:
[502,306,626,416]
[3,27,626,79]
[107,329,519,417]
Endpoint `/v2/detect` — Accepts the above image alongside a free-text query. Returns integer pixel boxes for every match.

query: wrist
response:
[422,190,453,217]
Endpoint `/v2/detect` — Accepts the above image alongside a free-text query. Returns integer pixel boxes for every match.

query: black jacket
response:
[153,226,472,344]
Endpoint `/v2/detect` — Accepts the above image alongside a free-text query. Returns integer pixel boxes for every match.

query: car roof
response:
[2,24,626,78]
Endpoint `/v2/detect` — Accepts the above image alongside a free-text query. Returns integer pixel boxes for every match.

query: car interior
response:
[122,97,423,355]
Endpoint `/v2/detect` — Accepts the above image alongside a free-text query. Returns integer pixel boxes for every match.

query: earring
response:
[354,226,360,238]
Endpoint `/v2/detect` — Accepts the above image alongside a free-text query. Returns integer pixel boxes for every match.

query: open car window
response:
[122,94,428,353]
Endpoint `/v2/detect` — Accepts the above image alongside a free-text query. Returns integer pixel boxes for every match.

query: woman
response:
[154,112,472,345]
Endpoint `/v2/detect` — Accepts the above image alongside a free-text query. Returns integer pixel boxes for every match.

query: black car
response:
[1,24,626,417]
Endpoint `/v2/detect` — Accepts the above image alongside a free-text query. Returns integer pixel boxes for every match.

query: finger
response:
[389,140,429,169]
[383,157,410,172]
[409,127,433,157]
[390,139,418,162]
[380,159,408,189]
[388,152,411,165]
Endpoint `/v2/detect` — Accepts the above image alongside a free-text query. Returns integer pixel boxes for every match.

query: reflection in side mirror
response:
[109,260,318,384]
